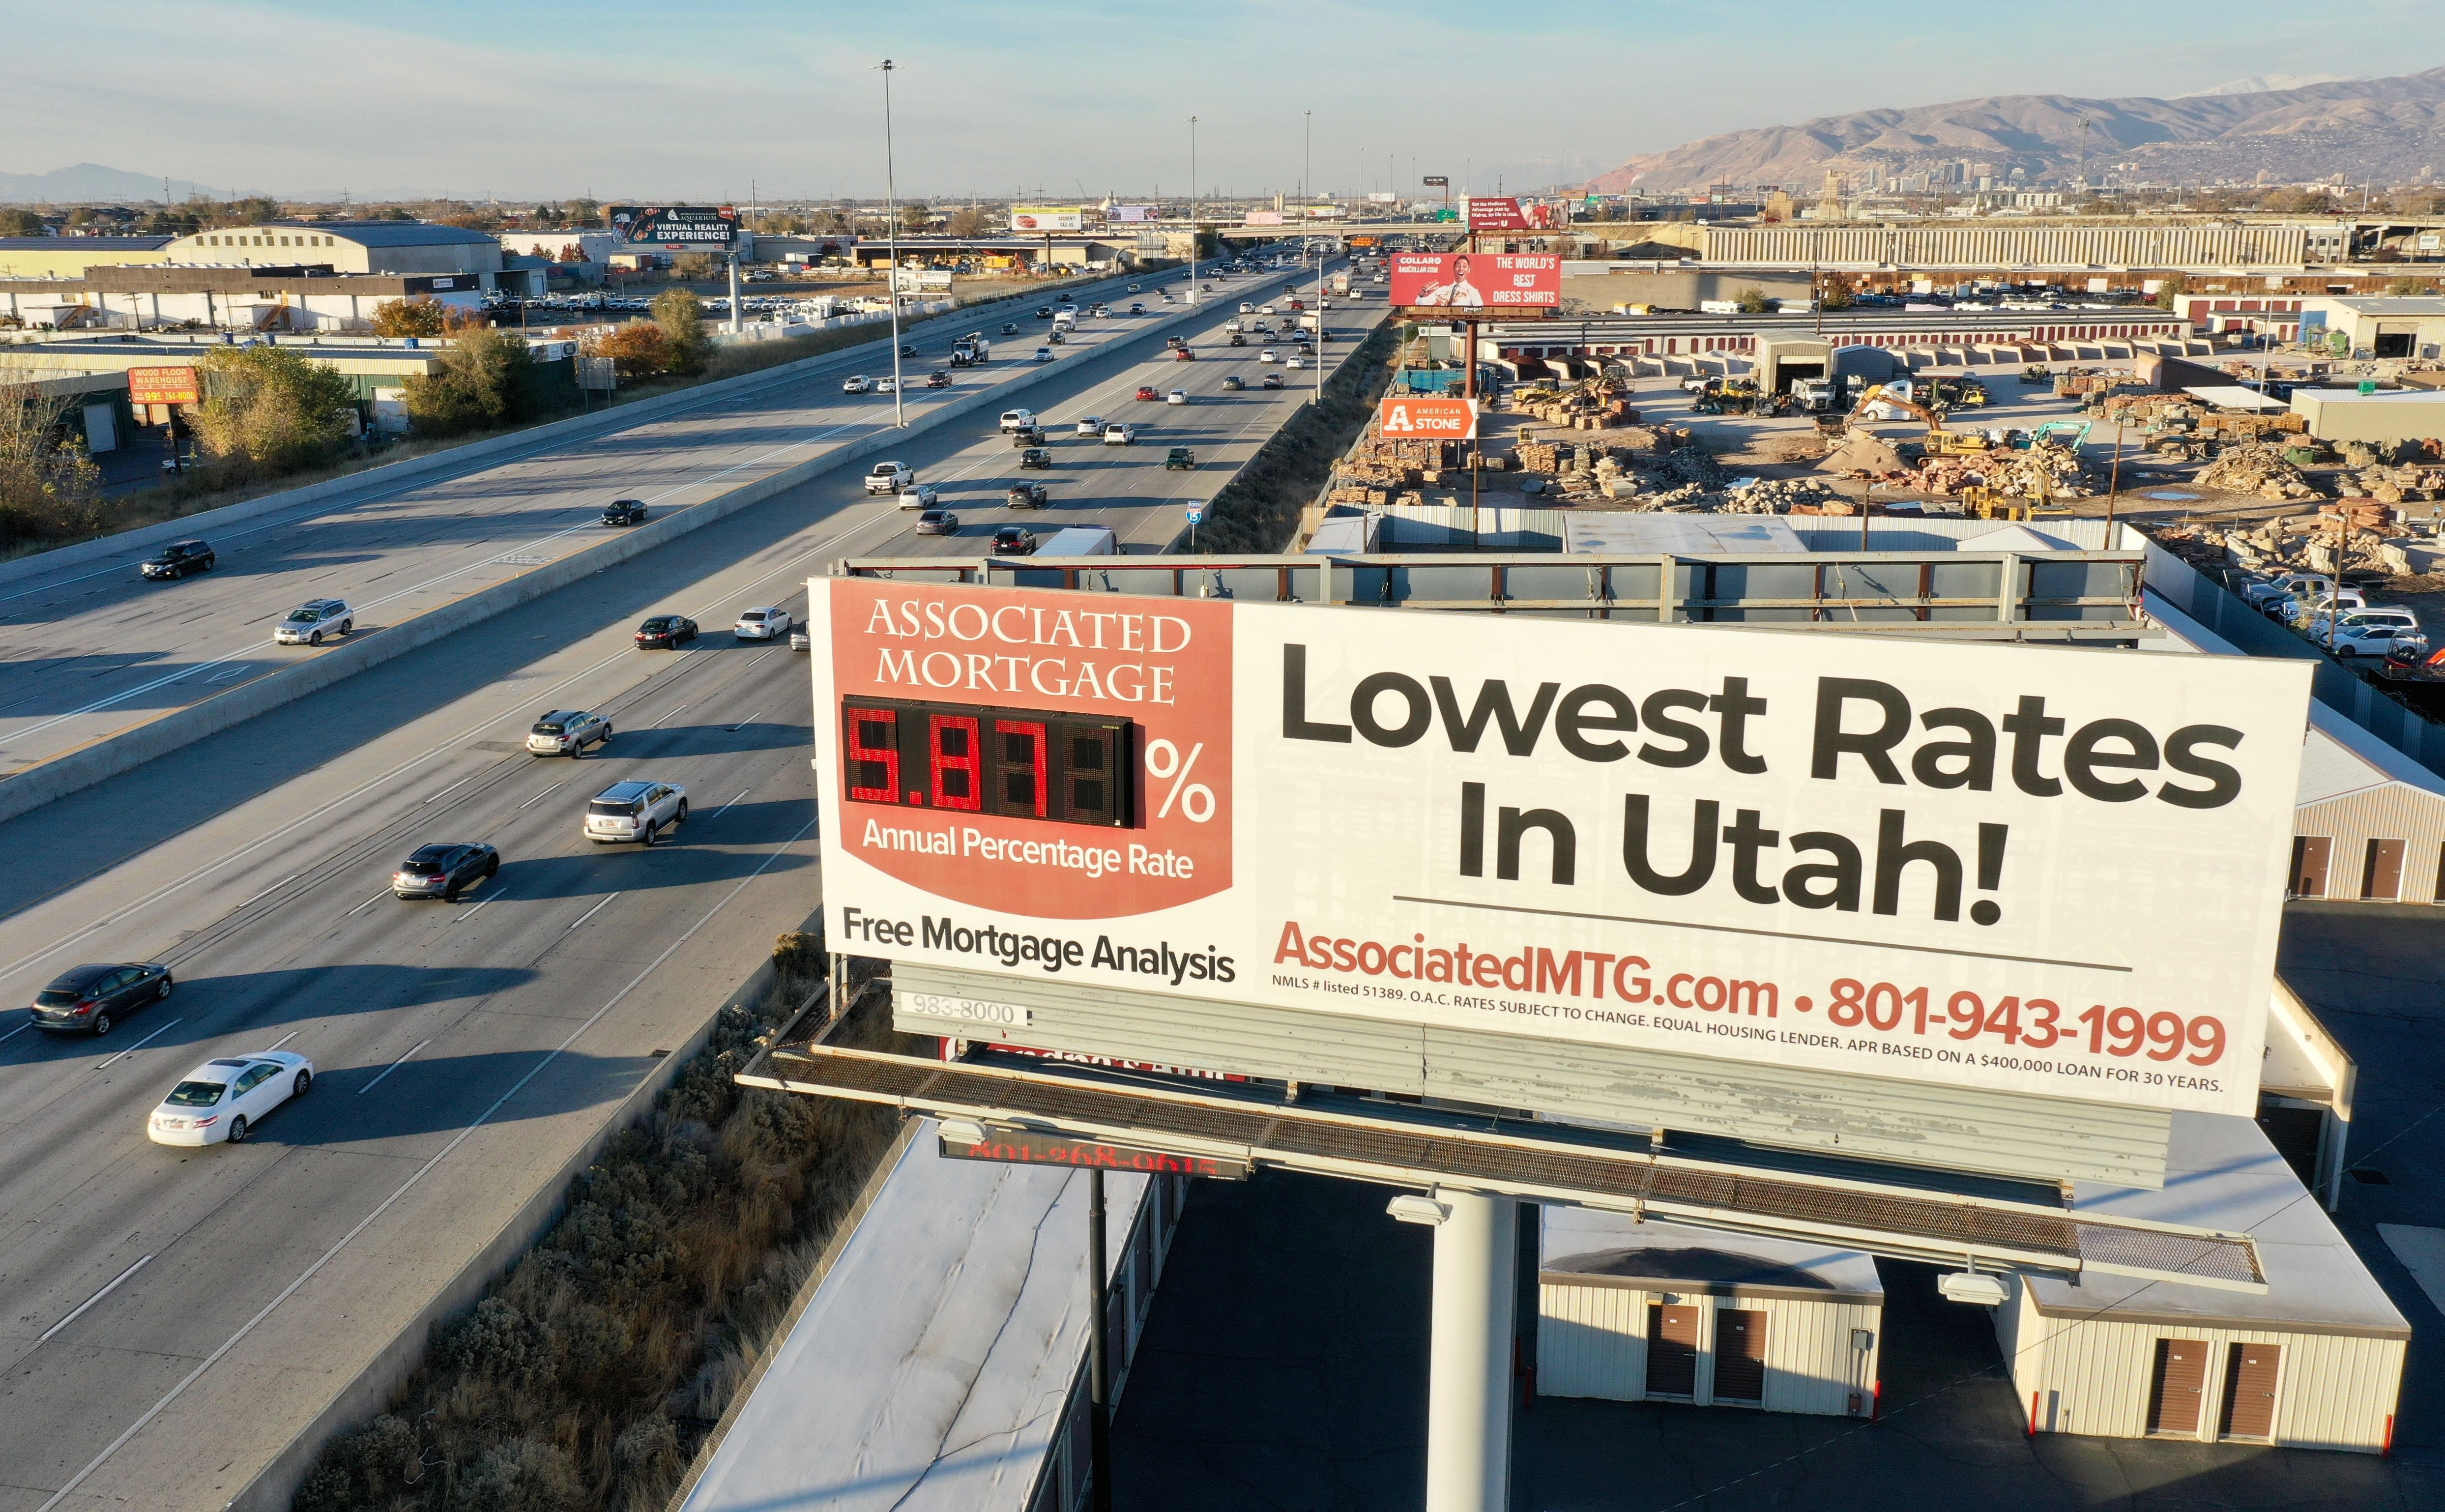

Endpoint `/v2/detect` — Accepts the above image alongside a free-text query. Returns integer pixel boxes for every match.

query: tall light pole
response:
[1189,116,1200,305]
[1304,111,1312,212]
[876,58,905,427]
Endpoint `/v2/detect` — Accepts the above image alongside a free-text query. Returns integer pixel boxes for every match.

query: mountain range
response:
[1588,67,2445,192]
[0,163,226,205]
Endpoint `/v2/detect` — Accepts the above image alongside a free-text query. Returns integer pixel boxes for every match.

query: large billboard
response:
[1010,205,1084,232]
[1388,252,1560,311]
[1467,197,1530,231]
[809,580,2310,1117]
[606,205,740,246]
[1243,210,1287,226]
[1110,205,1159,224]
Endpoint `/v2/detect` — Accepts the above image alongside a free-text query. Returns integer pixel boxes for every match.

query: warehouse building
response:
[156,221,508,283]
[0,264,524,332]
[1998,1114,2407,1452]
[2297,295,2445,359]
[1694,222,2312,272]
[1537,1210,1883,1418]
[0,234,173,280]
[2288,386,2445,444]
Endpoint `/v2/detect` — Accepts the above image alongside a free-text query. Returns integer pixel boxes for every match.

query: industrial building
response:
[2295,295,2445,359]
[1536,1211,1883,1418]
[2288,385,2445,446]
[1690,221,2313,273]
[155,221,507,280]
[1477,306,2199,379]
[0,234,172,280]
[847,235,1134,271]
[0,264,530,333]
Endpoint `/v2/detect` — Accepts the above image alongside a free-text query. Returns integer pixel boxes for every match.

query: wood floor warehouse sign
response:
[808,579,2310,1116]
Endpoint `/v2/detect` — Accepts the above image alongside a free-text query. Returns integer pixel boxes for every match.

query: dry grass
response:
[291,937,921,1512]
[1181,319,1403,554]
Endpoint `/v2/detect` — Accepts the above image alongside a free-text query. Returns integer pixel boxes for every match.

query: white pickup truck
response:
[998,408,1039,433]
[864,461,913,495]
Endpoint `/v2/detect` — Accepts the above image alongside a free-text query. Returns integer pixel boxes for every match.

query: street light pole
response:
[1304,110,1312,213]
[877,58,905,428]
[1189,116,1200,305]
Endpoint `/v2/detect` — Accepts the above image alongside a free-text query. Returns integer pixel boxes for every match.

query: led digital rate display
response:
[842,698,1135,828]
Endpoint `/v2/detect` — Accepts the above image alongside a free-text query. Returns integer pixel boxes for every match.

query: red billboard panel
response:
[1388,252,1559,312]
[1379,395,1479,440]
[126,366,200,405]
[1467,197,1529,231]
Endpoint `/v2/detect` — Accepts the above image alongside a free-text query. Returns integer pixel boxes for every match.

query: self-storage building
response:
[1536,1210,1883,1418]
[1997,1113,2408,1452]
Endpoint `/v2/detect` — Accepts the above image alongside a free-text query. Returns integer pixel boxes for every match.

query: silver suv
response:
[583,779,687,845]
[275,599,353,645]
[527,709,611,757]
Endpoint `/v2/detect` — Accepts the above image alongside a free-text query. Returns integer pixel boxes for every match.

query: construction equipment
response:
[1845,382,1991,454]
[1929,375,1990,408]
[2032,418,2093,451]
[2018,365,2053,384]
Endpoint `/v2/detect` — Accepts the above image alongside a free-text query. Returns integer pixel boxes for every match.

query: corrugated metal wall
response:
[893,963,2172,1188]
[1700,224,2310,270]
[1537,1280,1881,1416]
[2001,1283,2405,1450]
[2297,788,2445,903]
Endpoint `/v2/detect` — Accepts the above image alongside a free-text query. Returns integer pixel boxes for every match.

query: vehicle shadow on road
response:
[488,832,811,901]
[268,1048,669,1144]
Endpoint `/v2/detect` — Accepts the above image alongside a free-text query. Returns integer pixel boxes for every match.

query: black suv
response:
[29,961,173,1036]
[142,540,215,580]
[1006,482,1050,509]
[602,498,648,525]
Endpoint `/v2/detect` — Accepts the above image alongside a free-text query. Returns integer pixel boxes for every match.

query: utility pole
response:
[1087,1168,1113,1512]
[876,58,904,428]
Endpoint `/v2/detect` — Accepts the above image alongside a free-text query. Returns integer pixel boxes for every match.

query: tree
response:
[204,196,281,229]
[0,381,107,552]
[556,243,588,263]
[402,327,540,436]
[0,209,42,236]
[651,289,707,372]
[589,321,674,381]
[670,250,719,282]
[566,198,601,227]
[368,297,472,337]
[899,201,931,234]
[1820,282,1856,311]
[2152,272,2189,311]
[193,345,356,476]
[1735,285,1774,314]
[945,206,993,238]
[2389,276,2434,296]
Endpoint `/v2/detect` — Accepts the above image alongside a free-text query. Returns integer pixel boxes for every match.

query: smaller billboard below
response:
[1379,395,1478,439]
[1467,196,1529,231]
[1423,174,1450,187]
[1367,192,1400,204]
[1388,251,1561,311]
[1110,205,1158,223]
[606,205,739,246]
[1010,205,1084,232]
[126,366,199,405]
[939,1126,1250,1180]
[1244,210,1287,226]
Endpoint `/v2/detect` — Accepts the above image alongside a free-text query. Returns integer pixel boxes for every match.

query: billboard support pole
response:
[1423,1191,1515,1512]
[726,252,742,337]
[1087,1166,1113,1512]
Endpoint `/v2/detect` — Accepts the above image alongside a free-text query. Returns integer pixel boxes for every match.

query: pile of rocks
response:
[1913,441,2093,499]
[2199,442,2322,500]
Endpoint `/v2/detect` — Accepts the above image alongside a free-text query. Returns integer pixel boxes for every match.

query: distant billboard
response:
[1367,192,1400,204]
[808,578,2308,1117]
[1110,205,1159,224]
[1010,205,1084,232]
[126,366,200,405]
[1378,395,1478,439]
[1423,174,1450,187]
[606,205,739,246]
[1467,197,1529,231]
[1243,210,1287,226]
[1388,252,1561,311]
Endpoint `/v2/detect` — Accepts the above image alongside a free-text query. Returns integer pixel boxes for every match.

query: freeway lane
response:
[0,264,1377,1512]
[0,261,1272,786]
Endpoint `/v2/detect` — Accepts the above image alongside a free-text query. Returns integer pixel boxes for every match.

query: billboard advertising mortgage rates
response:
[810,579,2309,1116]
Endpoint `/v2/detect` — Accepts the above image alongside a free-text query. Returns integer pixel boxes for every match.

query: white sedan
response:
[1286,355,1308,370]
[1167,389,1189,405]
[875,377,900,393]
[842,375,873,394]
[148,1051,314,1147]
[1076,415,1105,436]
[733,607,793,640]
[1259,349,1281,364]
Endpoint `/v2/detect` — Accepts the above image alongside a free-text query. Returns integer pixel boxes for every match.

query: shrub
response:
[370,298,477,337]
[589,321,674,381]
[403,327,541,437]
[652,289,709,374]
[0,382,109,552]
[1734,285,1774,314]
[193,345,357,480]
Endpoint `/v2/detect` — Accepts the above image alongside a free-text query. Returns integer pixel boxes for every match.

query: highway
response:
[0,257,1382,1512]
[0,260,1262,787]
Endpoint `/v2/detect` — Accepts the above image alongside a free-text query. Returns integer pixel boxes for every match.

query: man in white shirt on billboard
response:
[1414,253,1486,308]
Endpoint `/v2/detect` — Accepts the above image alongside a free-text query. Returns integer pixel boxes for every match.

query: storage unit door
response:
[1713,1308,1767,1403]
[2362,839,2405,901]
[1646,1304,1699,1397]
[2218,1343,2281,1440]
[2147,1338,2208,1435]
[2292,836,2330,898]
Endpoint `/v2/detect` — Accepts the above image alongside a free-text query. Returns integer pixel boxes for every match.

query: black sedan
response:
[635,615,698,648]
[602,498,648,525]
[392,843,500,901]
[29,962,173,1036]
[141,540,215,580]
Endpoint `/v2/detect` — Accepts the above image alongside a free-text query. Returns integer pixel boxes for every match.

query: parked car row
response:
[2239,570,2431,660]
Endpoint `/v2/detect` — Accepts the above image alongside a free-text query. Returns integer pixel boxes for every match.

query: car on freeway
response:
[275,599,354,646]
[1008,424,1046,446]
[1000,409,1039,432]
[2328,622,2429,658]
[1007,482,1050,509]
[1136,385,1161,402]
[842,375,873,394]
[788,625,812,651]
[915,509,961,536]
[1129,302,1146,315]
[1222,375,1245,390]
[898,345,919,358]
[584,780,687,846]
[1259,304,1277,315]
[1058,303,1078,317]
[1075,415,1105,436]
[28,961,173,1037]
[875,377,899,394]
[1262,373,1284,389]
[1286,298,1305,311]
[1229,333,1247,346]
[1239,302,1255,314]
[926,371,952,389]
[634,614,698,648]
[146,1051,315,1147]
[1286,355,1307,369]
[865,461,915,494]
[1001,322,1020,335]
[1035,306,1054,319]
[527,709,611,757]
[1091,305,1110,319]
[1174,346,1195,360]
[141,539,215,580]
[1127,283,1141,292]
[733,606,793,640]
[1019,446,1052,469]
[1167,389,1188,405]
[1034,346,1055,361]
[1104,423,1137,445]
[1259,349,1280,364]
[991,526,1035,555]
[601,498,648,526]
[391,841,499,900]
[1165,446,1196,470]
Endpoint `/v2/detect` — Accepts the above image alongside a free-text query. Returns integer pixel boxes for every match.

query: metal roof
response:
[1542,1209,1885,1302]
[185,221,501,248]
[0,236,171,251]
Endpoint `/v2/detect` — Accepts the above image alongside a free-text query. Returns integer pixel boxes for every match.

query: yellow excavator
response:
[1845,382,1993,456]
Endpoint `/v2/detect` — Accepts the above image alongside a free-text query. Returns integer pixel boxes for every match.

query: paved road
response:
[0,261,1280,785]
[0,264,1379,1512]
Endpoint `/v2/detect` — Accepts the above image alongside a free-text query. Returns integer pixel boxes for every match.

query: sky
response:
[5,0,2444,204]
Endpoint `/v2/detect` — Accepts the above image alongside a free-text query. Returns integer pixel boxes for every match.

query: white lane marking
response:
[0,1022,29,1045]
[94,1018,181,1071]
[345,891,386,918]
[38,1255,152,1343]
[266,1030,299,1051]
[206,665,252,683]
[725,709,762,732]
[715,789,752,817]
[423,777,471,803]
[355,1038,429,1096]
[644,703,687,729]
[451,893,505,923]
[741,647,778,669]
[566,893,620,930]
[28,814,817,1512]
[515,780,567,811]
[234,872,300,910]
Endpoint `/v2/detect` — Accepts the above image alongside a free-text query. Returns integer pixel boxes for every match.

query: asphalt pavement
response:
[0,255,1379,1512]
